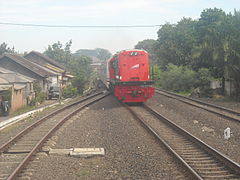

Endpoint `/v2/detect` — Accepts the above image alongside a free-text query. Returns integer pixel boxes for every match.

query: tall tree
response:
[44,41,93,93]
[44,40,72,66]
[156,18,196,69]
[0,42,15,55]
[224,10,240,97]
[75,48,112,62]
[193,8,227,92]
[134,39,158,64]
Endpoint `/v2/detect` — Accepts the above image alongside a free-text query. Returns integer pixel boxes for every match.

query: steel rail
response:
[7,93,108,180]
[155,88,240,123]
[0,91,103,153]
[0,92,109,180]
[124,103,240,179]
[124,103,203,179]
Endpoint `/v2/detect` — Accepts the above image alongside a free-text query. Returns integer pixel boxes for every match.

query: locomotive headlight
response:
[116,75,119,79]
[148,75,150,79]
[119,76,122,80]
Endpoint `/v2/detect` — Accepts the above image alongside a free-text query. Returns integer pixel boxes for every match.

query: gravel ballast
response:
[148,93,240,164]
[27,96,191,180]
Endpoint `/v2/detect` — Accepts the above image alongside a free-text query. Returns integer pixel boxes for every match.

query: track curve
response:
[0,91,109,180]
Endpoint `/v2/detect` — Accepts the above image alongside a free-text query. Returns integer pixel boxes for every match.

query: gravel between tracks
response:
[27,95,191,180]
[0,103,62,147]
[0,96,84,147]
[148,93,240,164]
[196,97,240,112]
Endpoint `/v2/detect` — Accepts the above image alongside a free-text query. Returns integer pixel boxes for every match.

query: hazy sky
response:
[0,0,239,54]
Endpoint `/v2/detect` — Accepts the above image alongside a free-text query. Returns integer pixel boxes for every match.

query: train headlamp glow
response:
[119,76,122,80]
[116,75,119,79]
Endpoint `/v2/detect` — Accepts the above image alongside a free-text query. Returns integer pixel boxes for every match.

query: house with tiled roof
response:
[24,51,64,69]
[0,53,58,92]
[24,51,73,87]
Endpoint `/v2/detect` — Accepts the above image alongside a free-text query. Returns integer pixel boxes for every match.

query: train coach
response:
[100,49,154,103]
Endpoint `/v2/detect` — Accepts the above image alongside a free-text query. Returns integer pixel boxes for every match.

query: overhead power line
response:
[0,22,161,28]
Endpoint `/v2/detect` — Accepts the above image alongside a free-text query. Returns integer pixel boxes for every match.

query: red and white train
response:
[100,49,154,103]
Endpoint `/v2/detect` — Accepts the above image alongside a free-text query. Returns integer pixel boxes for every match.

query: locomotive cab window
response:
[129,52,138,56]
[112,60,118,69]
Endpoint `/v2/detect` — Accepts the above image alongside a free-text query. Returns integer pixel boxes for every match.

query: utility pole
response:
[58,80,62,104]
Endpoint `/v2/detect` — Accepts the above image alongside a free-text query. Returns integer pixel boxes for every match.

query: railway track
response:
[155,88,240,123]
[125,104,240,179]
[0,91,109,180]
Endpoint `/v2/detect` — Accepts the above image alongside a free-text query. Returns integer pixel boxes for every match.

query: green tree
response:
[134,39,158,64]
[224,10,240,98]
[158,64,212,93]
[44,40,72,66]
[75,48,112,62]
[44,41,93,94]
[0,42,15,55]
[192,8,227,93]
[96,48,112,61]
[156,18,196,69]
[68,55,92,93]
[158,64,195,92]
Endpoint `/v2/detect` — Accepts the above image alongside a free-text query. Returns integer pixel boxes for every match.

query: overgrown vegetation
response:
[0,42,15,55]
[136,8,240,98]
[30,83,46,105]
[75,48,111,61]
[153,64,212,93]
[62,84,78,98]
[44,40,93,94]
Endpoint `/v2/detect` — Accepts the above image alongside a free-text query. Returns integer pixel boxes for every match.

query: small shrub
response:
[158,64,195,92]
[62,84,78,98]
[157,64,213,94]
[36,92,46,103]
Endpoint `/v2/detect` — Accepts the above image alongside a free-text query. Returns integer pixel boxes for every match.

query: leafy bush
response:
[36,92,46,103]
[157,64,212,93]
[30,83,46,105]
[62,84,78,98]
[158,64,195,92]
[30,92,46,105]
[195,68,212,87]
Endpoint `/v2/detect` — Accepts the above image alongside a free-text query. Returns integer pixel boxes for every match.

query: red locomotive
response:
[106,49,154,103]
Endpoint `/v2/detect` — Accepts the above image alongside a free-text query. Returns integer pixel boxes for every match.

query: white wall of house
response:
[210,80,221,89]
[51,76,58,85]
[46,76,59,88]
[225,81,235,96]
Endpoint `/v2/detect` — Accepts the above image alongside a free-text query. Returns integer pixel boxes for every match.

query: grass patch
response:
[0,116,34,134]
[10,105,37,117]
[76,169,91,177]
[177,91,191,97]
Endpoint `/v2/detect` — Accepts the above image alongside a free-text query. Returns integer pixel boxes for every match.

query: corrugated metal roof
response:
[0,74,34,83]
[0,77,9,84]
[0,77,11,90]
[14,84,26,90]
[1,54,57,77]
[0,85,12,91]
[0,67,36,82]
[0,67,14,74]
[65,73,74,78]
[44,64,65,73]
[25,51,65,70]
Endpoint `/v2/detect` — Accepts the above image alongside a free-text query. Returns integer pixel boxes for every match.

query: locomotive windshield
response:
[129,52,138,56]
